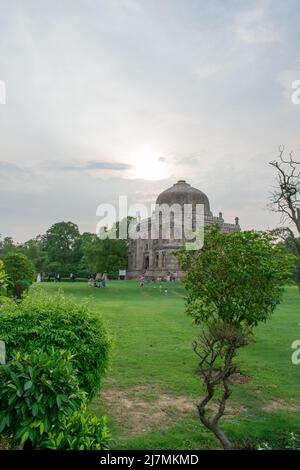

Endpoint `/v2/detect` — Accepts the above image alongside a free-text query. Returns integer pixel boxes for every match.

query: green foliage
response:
[258,432,300,450]
[278,229,300,289]
[3,252,35,299]
[0,219,130,278]
[0,260,9,303]
[48,403,110,450]
[83,236,127,275]
[21,237,48,272]
[0,236,17,256]
[0,290,111,397]
[43,221,81,267]
[178,226,295,327]
[0,349,85,448]
[38,282,300,450]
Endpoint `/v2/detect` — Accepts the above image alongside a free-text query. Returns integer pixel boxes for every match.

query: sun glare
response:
[129,148,170,181]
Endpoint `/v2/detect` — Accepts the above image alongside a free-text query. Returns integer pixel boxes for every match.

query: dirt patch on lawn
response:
[262,399,300,413]
[228,373,249,384]
[102,385,245,436]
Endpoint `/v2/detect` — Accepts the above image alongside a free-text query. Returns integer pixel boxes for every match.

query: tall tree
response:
[83,237,127,275]
[0,236,18,256]
[43,222,81,269]
[269,147,300,291]
[21,236,47,272]
[269,146,300,234]
[178,226,295,450]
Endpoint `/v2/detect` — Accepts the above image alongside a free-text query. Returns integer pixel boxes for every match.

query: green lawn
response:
[40,280,300,449]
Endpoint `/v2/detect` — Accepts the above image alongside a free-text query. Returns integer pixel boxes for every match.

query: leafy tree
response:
[83,237,127,276]
[0,236,18,256]
[269,227,300,291]
[178,226,295,450]
[43,221,81,267]
[21,237,47,272]
[2,252,35,299]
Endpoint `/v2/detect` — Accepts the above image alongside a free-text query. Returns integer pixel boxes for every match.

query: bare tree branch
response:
[195,322,250,450]
[269,147,300,234]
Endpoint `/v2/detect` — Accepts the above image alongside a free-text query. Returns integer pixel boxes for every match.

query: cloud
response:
[53,160,134,172]
[0,0,296,241]
[235,0,280,45]
[0,161,25,174]
[84,161,133,171]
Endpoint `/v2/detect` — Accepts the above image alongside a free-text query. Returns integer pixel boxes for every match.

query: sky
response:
[0,0,300,242]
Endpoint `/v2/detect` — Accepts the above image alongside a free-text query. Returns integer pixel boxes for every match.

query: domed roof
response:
[156,180,212,215]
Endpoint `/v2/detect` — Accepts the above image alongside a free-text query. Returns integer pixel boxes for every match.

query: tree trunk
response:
[198,406,233,450]
[210,424,233,450]
[200,415,233,450]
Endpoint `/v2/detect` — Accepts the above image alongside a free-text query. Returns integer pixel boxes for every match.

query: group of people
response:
[36,272,76,282]
[139,271,178,287]
[88,272,107,288]
[36,272,60,282]
[46,272,62,282]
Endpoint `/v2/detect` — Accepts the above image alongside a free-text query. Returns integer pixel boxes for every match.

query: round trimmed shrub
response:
[0,290,110,397]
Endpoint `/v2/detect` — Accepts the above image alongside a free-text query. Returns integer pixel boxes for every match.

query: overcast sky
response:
[0,0,300,242]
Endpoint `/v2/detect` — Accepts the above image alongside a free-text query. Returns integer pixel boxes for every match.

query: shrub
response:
[0,290,111,397]
[47,403,110,450]
[178,227,296,450]
[3,253,35,299]
[0,349,85,448]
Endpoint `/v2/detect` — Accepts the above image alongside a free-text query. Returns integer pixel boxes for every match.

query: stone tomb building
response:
[127,180,240,279]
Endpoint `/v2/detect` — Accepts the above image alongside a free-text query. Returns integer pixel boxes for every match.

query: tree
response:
[269,146,300,234]
[21,236,47,272]
[178,226,295,450]
[3,253,35,299]
[43,222,81,273]
[83,237,127,276]
[0,236,18,257]
[269,147,300,292]
[269,227,300,291]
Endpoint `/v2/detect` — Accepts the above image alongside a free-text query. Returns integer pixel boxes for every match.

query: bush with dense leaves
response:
[48,403,110,450]
[0,349,110,449]
[0,349,85,448]
[2,252,35,299]
[0,290,111,397]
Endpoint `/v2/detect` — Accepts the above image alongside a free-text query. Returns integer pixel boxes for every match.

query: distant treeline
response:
[0,221,129,278]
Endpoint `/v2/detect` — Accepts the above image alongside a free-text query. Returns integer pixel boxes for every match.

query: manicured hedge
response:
[0,290,111,397]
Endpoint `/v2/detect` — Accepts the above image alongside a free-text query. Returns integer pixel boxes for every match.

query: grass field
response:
[41,280,300,450]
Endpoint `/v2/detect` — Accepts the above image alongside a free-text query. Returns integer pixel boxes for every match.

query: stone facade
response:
[127,180,240,279]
